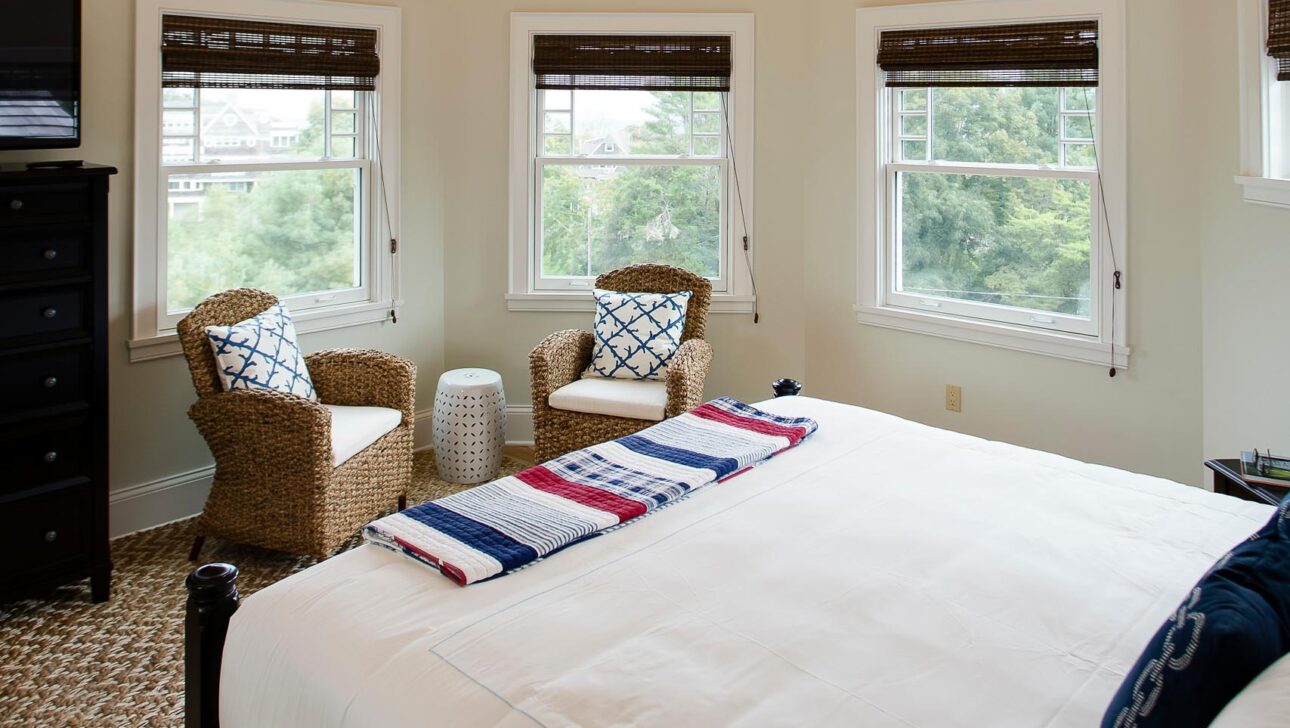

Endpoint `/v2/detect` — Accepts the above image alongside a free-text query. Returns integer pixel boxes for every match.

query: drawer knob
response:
[43,451,58,463]
[44,530,58,543]
[42,307,57,319]
[43,249,58,260]
[9,198,23,211]
[43,376,58,388]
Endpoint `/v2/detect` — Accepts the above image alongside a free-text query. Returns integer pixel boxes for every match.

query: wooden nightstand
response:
[1205,459,1288,507]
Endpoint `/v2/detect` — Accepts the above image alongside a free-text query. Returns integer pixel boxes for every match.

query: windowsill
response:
[127,299,398,363]
[506,291,756,314]
[1236,175,1290,209]
[855,304,1131,369]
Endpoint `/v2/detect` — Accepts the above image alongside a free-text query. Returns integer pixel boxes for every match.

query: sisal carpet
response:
[0,450,527,727]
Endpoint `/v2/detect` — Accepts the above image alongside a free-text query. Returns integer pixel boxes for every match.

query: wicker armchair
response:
[177,289,414,560]
[530,264,713,463]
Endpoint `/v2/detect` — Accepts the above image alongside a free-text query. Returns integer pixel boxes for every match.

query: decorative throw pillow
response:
[587,289,692,381]
[1101,500,1290,728]
[204,301,317,401]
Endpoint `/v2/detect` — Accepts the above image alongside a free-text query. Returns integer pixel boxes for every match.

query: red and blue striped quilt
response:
[363,397,818,585]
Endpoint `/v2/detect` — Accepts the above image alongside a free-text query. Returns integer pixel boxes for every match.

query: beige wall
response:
[16,0,1281,533]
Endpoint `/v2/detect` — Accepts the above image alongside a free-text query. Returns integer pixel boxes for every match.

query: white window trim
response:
[507,12,756,314]
[855,0,1129,369]
[130,0,402,363]
[1237,0,1290,208]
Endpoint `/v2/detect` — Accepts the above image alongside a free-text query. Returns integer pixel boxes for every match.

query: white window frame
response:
[1238,0,1290,208]
[130,0,402,362]
[856,0,1129,368]
[507,13,756,314]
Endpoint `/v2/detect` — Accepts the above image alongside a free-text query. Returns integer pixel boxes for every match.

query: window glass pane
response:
[196,88,329,161]
[901,140,928,161]
[543,89,572,111]
[1063,114,1094,140]
[571,90,692,156]
[1064,143,1096,168]
[897,171,1092,318]
[900,114,927,137]
[1063,87,1096,112]
[929,87,1066,166]
[330,136,356,158]
[163,137,195,164]
[692,136,721,157]
[693,92,720,111]
[540,164,720,278]
[544,135,572,155]
[331,91,356,110]
[166,168,361,312]
[331,111,356,135]
[163,88,196,107]
[544,111,571,134]
[692,112,722,135]
[900,89,928,112]
[163,110,195,137]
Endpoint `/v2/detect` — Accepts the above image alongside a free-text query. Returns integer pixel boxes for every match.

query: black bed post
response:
[185,563,240,728]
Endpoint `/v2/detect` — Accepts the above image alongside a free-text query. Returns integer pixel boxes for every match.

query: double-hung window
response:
[132,0,401,361]
[508,14,755,313]
[1238,0,1290,207]
[857,0,1127,367]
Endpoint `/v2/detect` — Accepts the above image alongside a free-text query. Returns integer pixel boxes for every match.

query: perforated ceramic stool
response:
[433,368,507,484]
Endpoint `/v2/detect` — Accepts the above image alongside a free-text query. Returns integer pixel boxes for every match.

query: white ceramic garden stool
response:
[433,368,507,484]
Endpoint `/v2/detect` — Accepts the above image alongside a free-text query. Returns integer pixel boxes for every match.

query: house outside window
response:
[130,0,402,362]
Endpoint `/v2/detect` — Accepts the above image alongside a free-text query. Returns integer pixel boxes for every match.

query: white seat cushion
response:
[547,377,668,421]
[324,404,403,467]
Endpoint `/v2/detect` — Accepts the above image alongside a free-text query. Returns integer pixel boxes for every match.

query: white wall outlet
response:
[946,385,962,413]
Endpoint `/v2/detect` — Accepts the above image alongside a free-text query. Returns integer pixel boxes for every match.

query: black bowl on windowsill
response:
[772,378,803,398]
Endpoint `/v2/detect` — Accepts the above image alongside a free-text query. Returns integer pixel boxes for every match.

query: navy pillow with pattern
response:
[1102,499,1290,728]
[586,289,691,381]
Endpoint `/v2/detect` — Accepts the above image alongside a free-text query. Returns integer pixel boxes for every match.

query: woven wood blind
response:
[1271,0,1290,81]
[161,15,380,91]
[532,35,731,92]
[877,20,1099,88]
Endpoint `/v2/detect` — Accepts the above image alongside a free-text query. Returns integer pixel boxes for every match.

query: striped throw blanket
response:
[363,397,818,585]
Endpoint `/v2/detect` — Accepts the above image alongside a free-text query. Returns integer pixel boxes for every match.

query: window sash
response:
[532,156,728,291]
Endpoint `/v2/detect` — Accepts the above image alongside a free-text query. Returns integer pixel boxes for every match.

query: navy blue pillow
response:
[1102,501,1290,728]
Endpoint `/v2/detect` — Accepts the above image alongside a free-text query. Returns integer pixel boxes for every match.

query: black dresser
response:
[0,163,116,603]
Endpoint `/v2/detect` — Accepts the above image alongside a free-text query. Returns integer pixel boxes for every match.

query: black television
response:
[0,0,80,150]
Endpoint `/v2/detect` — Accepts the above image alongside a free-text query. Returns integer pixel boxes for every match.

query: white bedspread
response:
[220,397,1272,727]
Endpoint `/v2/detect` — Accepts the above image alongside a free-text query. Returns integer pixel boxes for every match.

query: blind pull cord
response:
[369,94,398,324]
[720,93,758,324]
[1082,87,1121,378]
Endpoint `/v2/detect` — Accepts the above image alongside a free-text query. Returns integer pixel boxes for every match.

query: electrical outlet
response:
[946,385,962,413]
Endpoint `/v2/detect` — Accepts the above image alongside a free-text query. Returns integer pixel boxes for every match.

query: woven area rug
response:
[0,450,526,727]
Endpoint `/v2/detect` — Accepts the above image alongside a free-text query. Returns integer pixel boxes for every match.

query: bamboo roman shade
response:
[877,20,1099,88]
[1270,0,1290,81]
[532,35,731,92]
[161,15,380,91]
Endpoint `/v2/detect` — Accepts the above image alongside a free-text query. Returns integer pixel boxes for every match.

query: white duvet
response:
[221,397,1272,727]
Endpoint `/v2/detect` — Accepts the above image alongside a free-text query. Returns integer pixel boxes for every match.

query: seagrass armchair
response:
[178,289,414,560]
[530,264,713,463]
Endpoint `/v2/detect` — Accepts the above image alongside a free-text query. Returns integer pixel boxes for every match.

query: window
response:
[131,0,402,362]
[857,0,1128,368]
[1238,0,1290,207]
[508,14,755,313]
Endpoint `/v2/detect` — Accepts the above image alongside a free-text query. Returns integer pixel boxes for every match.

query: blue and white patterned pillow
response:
[587,289,692,381]
[204,301,317,401]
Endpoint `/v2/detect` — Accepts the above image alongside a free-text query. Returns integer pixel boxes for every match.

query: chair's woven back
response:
[594,264,712,343]
[176,288,280,398]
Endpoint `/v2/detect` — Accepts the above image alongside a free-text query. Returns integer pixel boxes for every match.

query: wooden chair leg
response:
[397,495,407,511]
[188,535,206,562]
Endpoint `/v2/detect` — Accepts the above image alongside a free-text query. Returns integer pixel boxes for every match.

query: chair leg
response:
[188,535,206,562]
[397,495,407,511]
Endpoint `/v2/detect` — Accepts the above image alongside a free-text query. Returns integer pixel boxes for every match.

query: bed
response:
[201,397,1273,727]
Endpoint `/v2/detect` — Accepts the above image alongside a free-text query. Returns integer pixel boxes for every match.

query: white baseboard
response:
[110,405,536,538]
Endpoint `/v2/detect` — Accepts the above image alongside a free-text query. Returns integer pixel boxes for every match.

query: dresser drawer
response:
[0,346,90,413]
[0,230,88,281]
[0,483,91,580]
[0,416,90,494]
[0,286,87,343]
[0,183,90,227]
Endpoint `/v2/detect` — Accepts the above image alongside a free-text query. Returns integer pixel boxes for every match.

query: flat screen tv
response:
[0,0,80,150]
